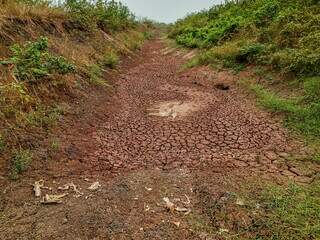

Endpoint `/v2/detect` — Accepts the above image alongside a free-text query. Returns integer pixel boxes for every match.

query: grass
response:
[170,0,319,76]
[189,181,320,239]
[256,182,320,240]
[23,105,64,128]
[0,0,151,181]
[86,64,108,87]
[50,138,60,152]
[9,149,32,180]
[246,80,320,141]
[101,51,119,69]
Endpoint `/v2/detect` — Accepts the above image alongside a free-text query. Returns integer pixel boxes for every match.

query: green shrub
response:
[0,37,75,83]
[171,0,320,77]
[236,43,267,63]
[64,0,136,32]
[64,0,95,28]
[86,64,108,86]
[102,51,119,69]
[10,149,32,179]
[24,105,63,128]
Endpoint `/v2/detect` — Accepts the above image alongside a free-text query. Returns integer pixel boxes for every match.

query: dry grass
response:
[0,2,65,21]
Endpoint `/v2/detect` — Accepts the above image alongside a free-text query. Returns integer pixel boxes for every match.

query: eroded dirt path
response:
[55,39,316,183]
[1,39,319,240]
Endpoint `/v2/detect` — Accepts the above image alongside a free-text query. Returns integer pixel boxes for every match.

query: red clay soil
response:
[51,39,317,182]
[0,39,319,240]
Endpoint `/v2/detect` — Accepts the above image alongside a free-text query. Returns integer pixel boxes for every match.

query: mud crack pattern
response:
[64,40,316,183]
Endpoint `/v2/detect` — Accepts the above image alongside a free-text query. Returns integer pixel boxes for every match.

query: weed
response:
[248,82,320,138]
[0,37,75,83]
[86,64,108,87]
[102,51,119,69]
[0,134,6,153]
[143,31,153,40]
[50,138,60,152]
[170,0,320,76]
[63,0,136,31]
[24,105,63,128]
[258,182,320,239]
[10,149,32,180]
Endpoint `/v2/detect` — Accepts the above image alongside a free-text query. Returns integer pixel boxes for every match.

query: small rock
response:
[233,160,248,167]
[88,182,101,191]
[265,151,278,161]
[281,170,296,177]
[278,152,290,158]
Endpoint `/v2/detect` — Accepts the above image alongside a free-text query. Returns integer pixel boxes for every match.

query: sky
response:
[119,0,223,23]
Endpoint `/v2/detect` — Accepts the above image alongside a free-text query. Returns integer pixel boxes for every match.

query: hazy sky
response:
[119,0,223,23]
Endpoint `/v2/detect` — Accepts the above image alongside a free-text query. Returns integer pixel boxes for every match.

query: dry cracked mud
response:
[1,39,319,240]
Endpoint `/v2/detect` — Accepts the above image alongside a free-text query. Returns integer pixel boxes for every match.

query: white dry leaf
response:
[172,221,181,227]
[163,197,191,214]
[218,228,229,235]
[59,182,84,196]
[33,180,44,197]
[236,198,245,206]
[88,182,101,191]
[182,195,191,205]
[41,194,68,204]
[163,197,175,212]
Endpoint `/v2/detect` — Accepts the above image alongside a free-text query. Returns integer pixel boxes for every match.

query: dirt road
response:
[1,39,318,239]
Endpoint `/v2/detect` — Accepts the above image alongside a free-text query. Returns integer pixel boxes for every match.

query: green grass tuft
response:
[247,80,320,140]
[102,51,119,69]
[10,149,32,180]
[259,182,320,239]
[86,64,108,87]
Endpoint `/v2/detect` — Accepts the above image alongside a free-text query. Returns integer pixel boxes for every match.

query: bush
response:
[0,37,75,83]
[10,149,32,179]
[102,51,119,69]
[64,0,136,32]
[304,77,320,102]
[170,0,320,77]
[86,64,108,86]
[236,43,266,63]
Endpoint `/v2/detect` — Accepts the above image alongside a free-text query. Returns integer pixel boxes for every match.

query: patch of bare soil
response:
[1,39,319,239]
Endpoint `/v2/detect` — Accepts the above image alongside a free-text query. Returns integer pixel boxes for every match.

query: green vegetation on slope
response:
[170,0,320,139]
[0,0,151,179]
[247,77,320,140]
[170,0,319,76]
[190,182,320,239]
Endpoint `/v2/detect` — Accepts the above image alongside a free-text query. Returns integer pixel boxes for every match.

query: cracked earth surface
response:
[1,39,319,240]
[58,39,317,183]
